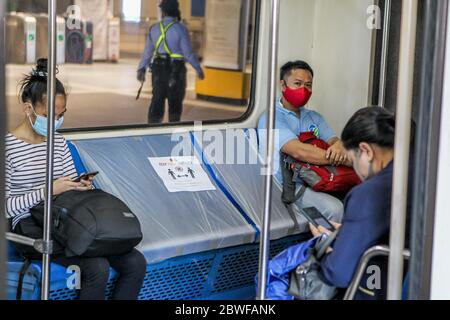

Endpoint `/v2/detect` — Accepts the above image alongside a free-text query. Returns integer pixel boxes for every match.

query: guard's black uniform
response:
[149,56,187,123]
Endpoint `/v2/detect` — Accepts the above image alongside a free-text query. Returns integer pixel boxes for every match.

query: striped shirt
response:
[5,133,77,230]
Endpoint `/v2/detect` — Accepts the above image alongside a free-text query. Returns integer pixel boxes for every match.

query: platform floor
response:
[5,59,248,131]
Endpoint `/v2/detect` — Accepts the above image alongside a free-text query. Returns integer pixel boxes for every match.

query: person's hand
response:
[309,223,331,237]
[79,176,94,190]
[326,140,347,166]
[137,69,146,83]
[53,177,90,196]
[309,221,342,237]
[197,69,205,81]
[309,222,341,254]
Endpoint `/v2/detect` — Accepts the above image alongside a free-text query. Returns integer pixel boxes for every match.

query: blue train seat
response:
[72,134,258,263]
[190,129,310,240]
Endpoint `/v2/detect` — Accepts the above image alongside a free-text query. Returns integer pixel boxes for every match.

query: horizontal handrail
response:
[5,232,52,255]
[344,245,411,300]
[5,232,36,248]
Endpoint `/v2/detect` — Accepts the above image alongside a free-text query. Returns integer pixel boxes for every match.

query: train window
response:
[5,0,259,131]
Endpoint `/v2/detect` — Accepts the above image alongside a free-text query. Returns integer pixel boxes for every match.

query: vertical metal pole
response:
[41,0,57,300]
[257,0,280,300]
[0,0,7,301]
[409,0,448,300]
[430,2,450,298]
[379,0,391,107]
[387,0,418,300]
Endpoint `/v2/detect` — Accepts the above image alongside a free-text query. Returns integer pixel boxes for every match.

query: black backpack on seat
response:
[31,189,143,258]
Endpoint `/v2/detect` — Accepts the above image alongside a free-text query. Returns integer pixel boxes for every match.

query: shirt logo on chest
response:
[308,124,319,137]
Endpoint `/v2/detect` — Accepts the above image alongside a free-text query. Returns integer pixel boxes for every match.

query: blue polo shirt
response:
[257,99,337,183]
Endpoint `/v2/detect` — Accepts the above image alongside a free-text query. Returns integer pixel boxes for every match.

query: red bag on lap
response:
[287,132,361,193]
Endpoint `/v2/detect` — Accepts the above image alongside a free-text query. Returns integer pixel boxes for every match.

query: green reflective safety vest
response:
[153,21,184,59]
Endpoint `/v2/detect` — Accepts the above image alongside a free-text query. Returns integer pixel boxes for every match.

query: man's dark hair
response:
[280,60,314,81]
[160,0,182,21]
[341,106,396,150]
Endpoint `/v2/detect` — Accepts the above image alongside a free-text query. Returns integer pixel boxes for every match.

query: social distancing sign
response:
[148,156,216,193]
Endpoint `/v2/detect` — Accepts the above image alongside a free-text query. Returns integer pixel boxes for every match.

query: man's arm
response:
[328,137,339,145]
[326,138,352,167]
[281,139,331,165]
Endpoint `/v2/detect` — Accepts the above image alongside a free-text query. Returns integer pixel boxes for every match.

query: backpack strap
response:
[281,153,307,233]
[284,186,306,234]
[16,258,32,300]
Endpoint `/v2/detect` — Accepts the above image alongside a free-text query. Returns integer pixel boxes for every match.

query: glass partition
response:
[5,0,258,131]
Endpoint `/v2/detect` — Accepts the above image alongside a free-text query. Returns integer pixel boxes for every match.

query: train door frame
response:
[370,0,449,299]
[408,0,449,300]
[430,1,450,297]
[0,0,7,300]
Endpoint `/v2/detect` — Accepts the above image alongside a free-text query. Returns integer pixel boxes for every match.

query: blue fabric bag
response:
[255,236,320,300]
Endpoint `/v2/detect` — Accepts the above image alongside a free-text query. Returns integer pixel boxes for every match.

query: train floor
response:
[5,58,247,131]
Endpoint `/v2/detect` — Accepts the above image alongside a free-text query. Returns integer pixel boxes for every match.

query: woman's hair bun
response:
[19,58,66,105]
[36,58,48,73]
[32,58,59,77]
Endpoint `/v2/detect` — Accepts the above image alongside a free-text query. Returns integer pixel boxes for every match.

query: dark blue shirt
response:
[137,16,203,76]
[320,161,395,299]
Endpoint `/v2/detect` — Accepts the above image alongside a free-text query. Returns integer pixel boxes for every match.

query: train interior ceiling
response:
[2,0,450,300]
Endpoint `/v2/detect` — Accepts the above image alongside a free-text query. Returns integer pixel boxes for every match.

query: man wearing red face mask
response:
[258,61,350,224]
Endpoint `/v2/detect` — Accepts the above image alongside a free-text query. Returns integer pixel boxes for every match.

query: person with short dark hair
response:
[137,0,204,124]
[5,59,146,300]
[309,106,411,300]
[257,60,347,224]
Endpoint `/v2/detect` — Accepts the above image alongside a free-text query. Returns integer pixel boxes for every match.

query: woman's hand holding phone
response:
[79,176,94,190]
[309,221,342,237]
[309,222,341,255]
[53,177,92,195]
[72,171,98,183]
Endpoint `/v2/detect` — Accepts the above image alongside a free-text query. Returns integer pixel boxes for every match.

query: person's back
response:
[149,18,195,62]
[137,0,204,124]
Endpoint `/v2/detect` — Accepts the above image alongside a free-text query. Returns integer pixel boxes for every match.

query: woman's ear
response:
[23,103,33,117]
[359,142,375,161]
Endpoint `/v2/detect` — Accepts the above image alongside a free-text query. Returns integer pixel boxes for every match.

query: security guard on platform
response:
[137,0,204,124]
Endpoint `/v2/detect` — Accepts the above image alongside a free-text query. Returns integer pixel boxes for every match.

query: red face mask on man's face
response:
[282,85,312,108]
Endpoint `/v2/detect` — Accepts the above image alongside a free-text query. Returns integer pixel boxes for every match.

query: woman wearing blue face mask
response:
[5,59,146,300]
[8,58,87,209]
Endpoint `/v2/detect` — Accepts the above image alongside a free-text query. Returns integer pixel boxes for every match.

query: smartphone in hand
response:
[301,207,336,232]
[72,171,99,183]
